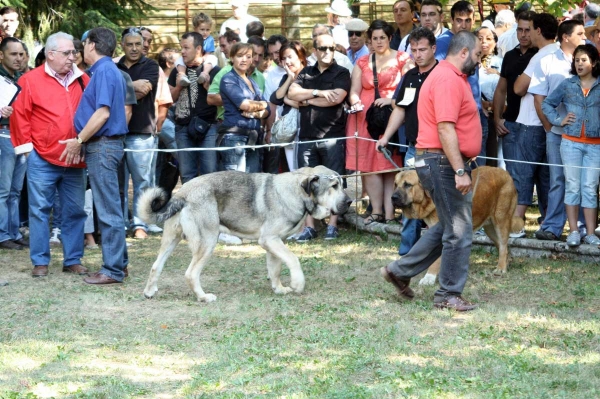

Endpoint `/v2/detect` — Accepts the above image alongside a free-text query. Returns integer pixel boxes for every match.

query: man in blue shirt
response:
[62,27,129,285]
[345,18,369,65]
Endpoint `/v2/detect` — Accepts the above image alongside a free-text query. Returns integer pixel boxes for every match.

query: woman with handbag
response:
[219,43,270,172]
[269,41,308,171]
[345,20,412,225]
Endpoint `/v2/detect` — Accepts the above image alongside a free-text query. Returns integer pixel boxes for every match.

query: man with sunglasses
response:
[11,32,90,278]
[288,33,351,242]
[346,18,369,65]
[62,27,129,285]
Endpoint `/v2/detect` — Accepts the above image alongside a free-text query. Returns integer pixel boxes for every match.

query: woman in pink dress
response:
[346,20,412,224]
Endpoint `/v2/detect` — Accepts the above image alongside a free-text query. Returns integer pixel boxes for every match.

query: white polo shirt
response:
[528,46,572,135]
[515,42,559,127]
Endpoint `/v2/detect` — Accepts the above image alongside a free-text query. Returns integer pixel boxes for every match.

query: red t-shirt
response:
[416,60,482,158]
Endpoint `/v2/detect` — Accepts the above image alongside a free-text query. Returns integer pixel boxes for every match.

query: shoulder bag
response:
[365,54,393,140]
[271,107,299,144]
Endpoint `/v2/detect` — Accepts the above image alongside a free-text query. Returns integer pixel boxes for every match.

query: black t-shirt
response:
[392,60,438,144]
[168,63,220,125]
[500,45,538,122]
[117,56,159,134]
[293,61,351,139]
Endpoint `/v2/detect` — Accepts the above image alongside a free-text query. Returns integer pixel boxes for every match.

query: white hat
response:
[229,0,249,7]
[345,18,369,32]
[325,0,353,17]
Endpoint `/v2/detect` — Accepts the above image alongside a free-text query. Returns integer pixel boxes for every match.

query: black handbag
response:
[365,54,393,140]
[189,115,210,140]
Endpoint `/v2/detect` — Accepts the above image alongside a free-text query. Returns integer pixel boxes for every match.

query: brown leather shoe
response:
[13,238,29,247]
[32,265,49,277]
[434,295,477,312]
[380,266,415,300]
[123,267,128,278]
[84,272,122,285]
[63,264,89,275]
[133,229,148,239]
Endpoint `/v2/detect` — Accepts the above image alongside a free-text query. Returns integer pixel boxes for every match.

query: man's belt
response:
[87,135,125,143]
[416,148,470,162]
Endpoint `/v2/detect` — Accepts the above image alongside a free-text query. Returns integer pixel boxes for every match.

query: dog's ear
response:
[301,175,320,195]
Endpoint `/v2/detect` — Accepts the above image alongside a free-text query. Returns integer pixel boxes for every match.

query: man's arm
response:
[513,73,531,97]
[133,79,153,100]
[493,77,509,136]
[533,94,553,132]
[438,121,471,194]
[288,82,345,104]
[59,106,110,165]
[125,105,133,124]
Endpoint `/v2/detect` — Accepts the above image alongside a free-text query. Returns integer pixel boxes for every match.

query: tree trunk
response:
[284,0,301,40]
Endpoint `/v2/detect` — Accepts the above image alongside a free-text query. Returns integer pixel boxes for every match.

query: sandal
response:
[364,214,385,225]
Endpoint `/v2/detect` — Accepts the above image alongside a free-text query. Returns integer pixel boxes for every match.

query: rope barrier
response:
[124,134,600,173]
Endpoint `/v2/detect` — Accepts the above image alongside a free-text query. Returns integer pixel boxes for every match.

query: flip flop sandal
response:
[364,214,385,225]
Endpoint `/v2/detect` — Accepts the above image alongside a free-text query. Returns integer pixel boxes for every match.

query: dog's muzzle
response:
[391,191,410,209]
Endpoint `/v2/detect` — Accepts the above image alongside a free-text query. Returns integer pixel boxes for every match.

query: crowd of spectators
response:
[2,0,600,288]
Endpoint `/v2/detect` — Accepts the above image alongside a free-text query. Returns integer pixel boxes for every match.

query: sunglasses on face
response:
[316,46,335,52]
[348,31,362,37]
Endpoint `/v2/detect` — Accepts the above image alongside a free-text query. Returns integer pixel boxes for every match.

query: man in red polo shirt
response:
[380,31,482,311]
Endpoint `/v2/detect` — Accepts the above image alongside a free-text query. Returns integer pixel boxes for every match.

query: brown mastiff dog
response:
[392,166,524,284]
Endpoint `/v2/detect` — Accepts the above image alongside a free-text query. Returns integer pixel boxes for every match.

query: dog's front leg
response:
[266,252,293,294]
[260,237,305,294]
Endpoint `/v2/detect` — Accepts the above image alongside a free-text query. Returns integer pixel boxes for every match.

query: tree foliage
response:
[0,0,153,41]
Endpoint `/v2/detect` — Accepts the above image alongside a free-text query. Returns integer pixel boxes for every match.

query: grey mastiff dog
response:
[138,165,351,302]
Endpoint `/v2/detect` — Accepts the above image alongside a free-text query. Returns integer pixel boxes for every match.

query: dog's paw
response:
[274,286,294,294]
[418,273,437,286]
[199,293,217,303]
[493,268,507,276]
[144,288,158,299]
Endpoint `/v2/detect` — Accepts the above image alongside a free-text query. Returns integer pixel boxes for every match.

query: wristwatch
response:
[312,89,319,98]
[455,168,465,176]
[76,136,83,144]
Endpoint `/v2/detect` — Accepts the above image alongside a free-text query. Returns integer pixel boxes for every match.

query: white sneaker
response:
[583,234,600,245]
[509,228,526,238]
[147,224,163,233]
[49,227,61,245]
[179,75,191,87]
[474,227,486,236]
[218,233,242,245]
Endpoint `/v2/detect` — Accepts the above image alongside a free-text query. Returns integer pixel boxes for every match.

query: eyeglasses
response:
[316,46,335,52]
[348,31,362,37]
[51,50,79,57]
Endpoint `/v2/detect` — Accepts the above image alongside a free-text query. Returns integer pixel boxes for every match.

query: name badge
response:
[396,87,416,107]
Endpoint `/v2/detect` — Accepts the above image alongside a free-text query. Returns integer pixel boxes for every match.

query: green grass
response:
[1,228,599,398]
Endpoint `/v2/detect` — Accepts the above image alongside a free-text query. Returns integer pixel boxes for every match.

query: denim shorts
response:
[560,138,600,208]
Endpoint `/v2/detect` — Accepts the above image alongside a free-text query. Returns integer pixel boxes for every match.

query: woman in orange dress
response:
[346,19,412,224]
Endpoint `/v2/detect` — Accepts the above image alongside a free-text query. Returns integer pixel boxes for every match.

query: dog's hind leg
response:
[184,235,219,302]
[144,218,183,299]
[259,237,305,294]
[483,224,508,275]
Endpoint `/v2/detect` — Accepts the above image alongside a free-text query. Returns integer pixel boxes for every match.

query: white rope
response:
[124,134,600,172]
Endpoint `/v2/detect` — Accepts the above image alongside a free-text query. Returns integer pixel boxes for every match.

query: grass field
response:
[1,227,599,398]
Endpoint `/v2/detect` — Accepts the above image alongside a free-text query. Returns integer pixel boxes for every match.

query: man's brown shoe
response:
[0,240,23,250]
[433,295,477,312]
[133,229,148,239]
[63,264,89,275]
[380,266,415,300]
[123,267,128,278]
[84,272,122,285]
[32,266,48,277]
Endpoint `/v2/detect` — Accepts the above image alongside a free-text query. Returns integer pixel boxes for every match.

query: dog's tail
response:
[510,216,525,233]
[137,187,186,224]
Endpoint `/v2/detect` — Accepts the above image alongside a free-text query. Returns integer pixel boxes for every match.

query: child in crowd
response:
[176,12,218,89]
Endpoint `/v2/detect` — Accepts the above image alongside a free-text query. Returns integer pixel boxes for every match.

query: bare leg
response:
[566,204,579,233]
[383,172,397,221]
[363,174,384,218]
[584,207,597,236]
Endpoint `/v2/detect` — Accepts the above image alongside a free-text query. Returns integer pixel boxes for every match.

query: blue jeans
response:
[515,124,549,218]
[219,134,260,173]
[27,150,86,266]
[175,122,217,183]
[476,109,488,167]
[124,133,156,232]
[501,121,520,181]
[541,132,567,236]
[0,133,27,243]
[398,144,422,256]
[86,137,128,281]
[560,139,600,209]
[388,153,473,298]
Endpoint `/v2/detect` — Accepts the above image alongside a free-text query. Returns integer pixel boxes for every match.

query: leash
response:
[378,145,414,172]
